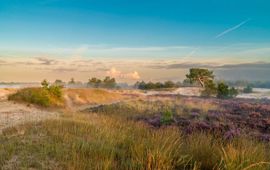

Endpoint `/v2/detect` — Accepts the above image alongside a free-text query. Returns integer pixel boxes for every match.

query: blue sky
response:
[0,0,270,82]
[1,0,269,48]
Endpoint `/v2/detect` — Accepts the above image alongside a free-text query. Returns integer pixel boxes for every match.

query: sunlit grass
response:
[1,93,270,169]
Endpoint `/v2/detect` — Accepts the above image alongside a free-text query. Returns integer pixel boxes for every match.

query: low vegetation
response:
[1,100,270,169]
[8,80,63,107]
[2,69,270,169]
[243,85,253,93]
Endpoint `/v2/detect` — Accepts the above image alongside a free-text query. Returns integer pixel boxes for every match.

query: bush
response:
[8,87,63,107]
[217,82,230,99]
[160,110,174,125]
[243,85,253,93]
[48,85,62,98]
[217,83,238,99]
[229,87,238,98]
[8,88,50,107]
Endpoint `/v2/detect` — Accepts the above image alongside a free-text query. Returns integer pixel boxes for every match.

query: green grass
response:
[8,87,63,107]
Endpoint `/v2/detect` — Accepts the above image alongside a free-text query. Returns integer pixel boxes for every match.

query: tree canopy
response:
[186,68,214,88]
[87,77,116,88]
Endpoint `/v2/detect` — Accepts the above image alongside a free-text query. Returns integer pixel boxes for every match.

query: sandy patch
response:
[0,88,17,101]
[0,101,58,133]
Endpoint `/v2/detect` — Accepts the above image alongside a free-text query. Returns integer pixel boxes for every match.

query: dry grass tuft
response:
[63,88,123,107]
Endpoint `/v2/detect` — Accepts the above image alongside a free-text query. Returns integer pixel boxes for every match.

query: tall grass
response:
[1,112,269,169]
[0,114,187,169]
[1,97,270,169]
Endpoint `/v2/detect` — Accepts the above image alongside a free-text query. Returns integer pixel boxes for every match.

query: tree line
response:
[134,81,179,90]
[44,76,117,89]
[134,68,239,99]
[42,68,245,99]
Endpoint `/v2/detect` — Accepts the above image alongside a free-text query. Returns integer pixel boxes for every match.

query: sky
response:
[0,0,270,82]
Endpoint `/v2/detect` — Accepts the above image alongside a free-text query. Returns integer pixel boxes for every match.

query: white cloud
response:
[106,68,141,80]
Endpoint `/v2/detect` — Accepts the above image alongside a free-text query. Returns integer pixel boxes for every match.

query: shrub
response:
[8,87,63,107]
[8,88,50,107]
[217,83,238,99]
[229,87,238,98]
[243,85,253,93]
[48,85,62,98]
[217,82,230,99]
[160,110,174,125]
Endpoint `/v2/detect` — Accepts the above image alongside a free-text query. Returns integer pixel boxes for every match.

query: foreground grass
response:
[0,112,269,170]
[0,114,185,169]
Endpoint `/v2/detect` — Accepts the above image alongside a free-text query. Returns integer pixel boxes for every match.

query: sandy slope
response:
[0,101,59,133]
[63,88,124,110]
[0,88,125,132]
[0,89,58,133]
[0,88,16,100]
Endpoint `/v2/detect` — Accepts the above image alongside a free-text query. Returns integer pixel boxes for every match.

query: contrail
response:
[215,19,251,39]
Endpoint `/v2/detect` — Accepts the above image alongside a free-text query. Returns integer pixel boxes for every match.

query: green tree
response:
[217,82,238,99]
[229,87,238,98]
[186,68,214,88]
[103,76,116,88]
[68,78,75,84]
[164,81,175,88]
[217,82,230,99]
[137,81,146,89]
[201,80,217,97]
[41,79,49,89]
[243,85,253,93]
[88,77,102,88]
[54,79,64,87]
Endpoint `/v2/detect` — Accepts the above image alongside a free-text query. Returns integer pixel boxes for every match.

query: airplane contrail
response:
[215,19,251,39]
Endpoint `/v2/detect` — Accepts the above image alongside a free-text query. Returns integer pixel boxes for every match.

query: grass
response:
[1,110,270,169]
[2,91,270,169]
[8,87,64,107]
[63,88,123,106]
[0,114,186,169]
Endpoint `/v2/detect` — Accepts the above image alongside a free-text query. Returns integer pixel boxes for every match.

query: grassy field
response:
[1,110,270,169]
[2,88,270,169]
